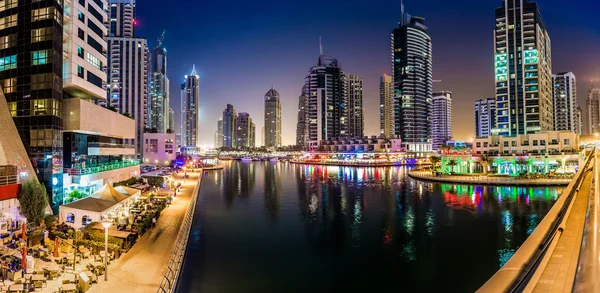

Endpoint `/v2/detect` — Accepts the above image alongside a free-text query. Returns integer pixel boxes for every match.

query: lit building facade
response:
[493,0,552,136]
[181,67,199,148]
[149,43,169,133]
[143,132,176,166]
[264,88,281,148]
[296,87,308,147]
[552,72,577,132]
[392,3,432,145]
[305,55,348,148]
[380,74,394,138]
[586,86,600,135]
[346,74,364,138]
[222,104,237,148]
[237,112,255,148]
[431,91,452,149]
[215,118,223,148]
[475,98,497,137]
[473,131,579,156]
[574,106,583,135]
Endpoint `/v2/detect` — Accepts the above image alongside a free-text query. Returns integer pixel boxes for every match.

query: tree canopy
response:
[19,180,49,225]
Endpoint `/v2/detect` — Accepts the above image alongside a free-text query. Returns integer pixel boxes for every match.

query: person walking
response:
[152,217,156,228]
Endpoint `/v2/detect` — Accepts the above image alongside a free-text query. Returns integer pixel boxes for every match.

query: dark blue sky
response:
[137,0,600,146]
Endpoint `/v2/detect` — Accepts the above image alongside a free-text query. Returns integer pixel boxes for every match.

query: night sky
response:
[136,0,600,146]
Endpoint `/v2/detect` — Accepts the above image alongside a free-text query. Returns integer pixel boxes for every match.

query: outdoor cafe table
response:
[61,283,76,293]
[8,284,23,292]
[30,274,44,282]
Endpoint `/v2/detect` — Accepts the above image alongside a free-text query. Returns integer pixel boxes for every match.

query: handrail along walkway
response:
[157,169,203,293]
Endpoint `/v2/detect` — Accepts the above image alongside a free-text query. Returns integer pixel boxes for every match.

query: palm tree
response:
[515,157,529,175]
[447,159,458,174]
[429,156,441,171]
[480,155,493,175]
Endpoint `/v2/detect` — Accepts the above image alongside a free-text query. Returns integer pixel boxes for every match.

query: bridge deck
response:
[530,171,593,293]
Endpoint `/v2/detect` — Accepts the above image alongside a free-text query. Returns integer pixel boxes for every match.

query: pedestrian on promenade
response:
[152,217,156,227]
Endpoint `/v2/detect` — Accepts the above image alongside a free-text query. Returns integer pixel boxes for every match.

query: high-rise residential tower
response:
[492,0,552,136]
[475,98,497,137]
[392,3,432,147]
[552,72,577,132]
[181,67,199,148]
[347,74,364,138]
[264,88,282,148]
[149,38,169,133]
[587,86,600,135]
[296,87,308,146]
[431,92,452,149]
[380,74,394,138]
[222,104,237,148]
[305,55,348,147]
[215,118,223,148]
[574,106,583,135]
[237,113,255,148]
[106,0,149,158]
[168,107,174,132]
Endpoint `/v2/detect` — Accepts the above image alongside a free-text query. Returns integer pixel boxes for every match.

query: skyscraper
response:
[380,74,394,138]
[574,106,583,135]
[347,74,364,138]
[181,67,199,148]
[264,88,282,148]
[237,113,255,148]
[392,3,432,147]
[222,104,237,148]
[475,98,497,137]
[215,118,223,148]
[493,0,552,136]
[1,0,67,205]
[149,37,169,133]
[552,72,577,132]
[432,92,452,149]
[296,86,308,146]
[305,55,348,147]
[168,107,174,132]
[586,86,600,135]
[106,0,149,158]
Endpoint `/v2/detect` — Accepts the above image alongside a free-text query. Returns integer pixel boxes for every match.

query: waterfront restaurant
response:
[439,153,583,175]
[59,184,141,229]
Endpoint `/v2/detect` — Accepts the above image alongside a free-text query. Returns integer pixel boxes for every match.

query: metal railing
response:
[88,142,136,149]
[65,160,140,176]
[0,175,18,186]
[157,171,203,293]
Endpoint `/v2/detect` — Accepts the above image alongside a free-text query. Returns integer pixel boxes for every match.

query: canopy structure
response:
[59,184,140,229]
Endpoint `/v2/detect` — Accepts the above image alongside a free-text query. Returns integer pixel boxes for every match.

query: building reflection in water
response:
[263,162,281,222]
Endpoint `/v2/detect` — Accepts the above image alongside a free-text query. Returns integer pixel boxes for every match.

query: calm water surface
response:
[178,161,562,293]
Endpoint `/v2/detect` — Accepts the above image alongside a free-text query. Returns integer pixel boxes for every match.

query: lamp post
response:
[102,221,111,281]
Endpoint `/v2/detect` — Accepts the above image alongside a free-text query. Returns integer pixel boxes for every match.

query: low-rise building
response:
[62,99,140,203]
[310,136,403,153]
[143,133,177,166]
[473,131,579,156]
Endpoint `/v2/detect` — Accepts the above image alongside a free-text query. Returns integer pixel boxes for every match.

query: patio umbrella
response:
[21,246,26,273]
[21,223,26,242]
[53,238,59,258]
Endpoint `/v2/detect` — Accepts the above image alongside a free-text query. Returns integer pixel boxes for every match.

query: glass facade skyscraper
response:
[493,0,552,136]
[392,4,432,144]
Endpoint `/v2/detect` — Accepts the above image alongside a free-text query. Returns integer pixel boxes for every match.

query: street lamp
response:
[102,220,112,281]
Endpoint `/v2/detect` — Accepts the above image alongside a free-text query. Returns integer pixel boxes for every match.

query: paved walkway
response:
[409,170,572,186]
[86,171,201,293]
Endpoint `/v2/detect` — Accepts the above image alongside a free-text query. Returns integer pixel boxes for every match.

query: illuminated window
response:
[78,10,85,22]
[32,50,51,65]
[86,52,102,70]
[32,7,52,21]
[31,27,52,43]
[0,0,18,12]
[7,101,16,117]
[30,129,53,147]
[31,73,53,90]
[0,33,16,49]
[0,13,17,30]
[77,46,84,58]
[0,55,16,71]
[2,77,15,93]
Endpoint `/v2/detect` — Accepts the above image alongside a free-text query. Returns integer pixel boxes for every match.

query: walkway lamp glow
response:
[102,220,112,281]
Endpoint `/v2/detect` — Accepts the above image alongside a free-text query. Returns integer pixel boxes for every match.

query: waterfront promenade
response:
[290,160,431,167]
[409,170,572,186]
[87,170,202,293]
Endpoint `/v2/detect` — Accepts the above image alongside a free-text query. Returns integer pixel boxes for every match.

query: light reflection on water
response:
[178,162,561,293]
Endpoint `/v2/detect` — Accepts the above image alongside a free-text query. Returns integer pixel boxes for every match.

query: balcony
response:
[65,160,140,176]
[0,165,18,186]
[88,142,136,156]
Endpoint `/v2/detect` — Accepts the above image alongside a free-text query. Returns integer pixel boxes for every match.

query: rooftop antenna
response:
[191,64,197,76]
[319,36,323,55]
